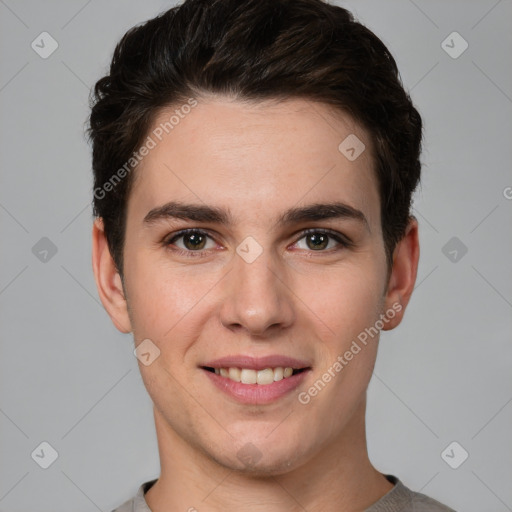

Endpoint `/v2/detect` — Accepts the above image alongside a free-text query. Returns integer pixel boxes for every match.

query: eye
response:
[293,229,350,252]
[165,229,217,253]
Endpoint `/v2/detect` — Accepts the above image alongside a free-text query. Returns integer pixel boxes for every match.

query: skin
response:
[92,97,419,512]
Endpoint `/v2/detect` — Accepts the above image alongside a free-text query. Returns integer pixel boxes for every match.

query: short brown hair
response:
[87,0,423,278]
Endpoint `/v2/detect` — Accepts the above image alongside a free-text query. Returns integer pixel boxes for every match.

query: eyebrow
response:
[143,201,370,232]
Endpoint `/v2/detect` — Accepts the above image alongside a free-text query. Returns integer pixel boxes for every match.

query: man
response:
[88,0,456,510]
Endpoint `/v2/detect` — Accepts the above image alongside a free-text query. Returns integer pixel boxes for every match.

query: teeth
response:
[228,367,241,382]
[257,368,274,385]
[273,367,284,381]
[212,366,300,385]
[240,369,257,384]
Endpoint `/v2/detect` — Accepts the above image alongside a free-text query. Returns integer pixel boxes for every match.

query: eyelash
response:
[163,228,352,258]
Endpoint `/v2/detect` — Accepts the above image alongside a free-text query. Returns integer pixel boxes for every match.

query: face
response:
[93,97,417,475]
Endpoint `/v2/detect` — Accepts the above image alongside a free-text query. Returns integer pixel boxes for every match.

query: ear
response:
[381,217,420,330]
[91,217,132,333]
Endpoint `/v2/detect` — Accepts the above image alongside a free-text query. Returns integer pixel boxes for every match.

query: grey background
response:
[0,1,511,511]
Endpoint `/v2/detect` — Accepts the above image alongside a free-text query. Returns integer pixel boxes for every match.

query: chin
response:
[210,438,310,477]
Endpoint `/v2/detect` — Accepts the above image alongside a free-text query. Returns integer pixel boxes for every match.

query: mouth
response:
[199,355,312,404]
[201,366,309,385]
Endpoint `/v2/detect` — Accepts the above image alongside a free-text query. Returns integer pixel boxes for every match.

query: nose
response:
[219,246,295,337]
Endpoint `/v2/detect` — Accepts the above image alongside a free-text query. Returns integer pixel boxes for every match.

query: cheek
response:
[297,264,385,414]
[123,247,208,338]
[295,259,385,344]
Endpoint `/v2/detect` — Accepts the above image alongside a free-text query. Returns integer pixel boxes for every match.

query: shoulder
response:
[110,496,134,512]
[410,489,457,512]
[110,479,157,512]
[366,475,457,512]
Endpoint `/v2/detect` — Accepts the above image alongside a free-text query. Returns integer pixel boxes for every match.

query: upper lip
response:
[201,355,312,371]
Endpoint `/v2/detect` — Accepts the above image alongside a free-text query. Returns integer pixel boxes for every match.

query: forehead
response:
[128,97,380,229]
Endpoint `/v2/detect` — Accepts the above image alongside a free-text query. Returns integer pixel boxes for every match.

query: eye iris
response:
[306,233,328,250]
[184,232,206,250]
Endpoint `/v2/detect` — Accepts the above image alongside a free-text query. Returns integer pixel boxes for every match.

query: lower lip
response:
[202,368,310,405]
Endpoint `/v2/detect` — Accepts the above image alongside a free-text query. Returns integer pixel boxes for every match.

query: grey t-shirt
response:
[111,474,456,511]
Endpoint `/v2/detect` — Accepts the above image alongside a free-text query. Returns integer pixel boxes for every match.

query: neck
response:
[145,396,394,512]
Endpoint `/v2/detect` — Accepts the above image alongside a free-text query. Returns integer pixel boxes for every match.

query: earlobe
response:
[91,217,132,333]
[381,217,420,330]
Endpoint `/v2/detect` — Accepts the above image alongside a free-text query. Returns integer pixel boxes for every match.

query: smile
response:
[202,366,307,385]
[200,355,311,404]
